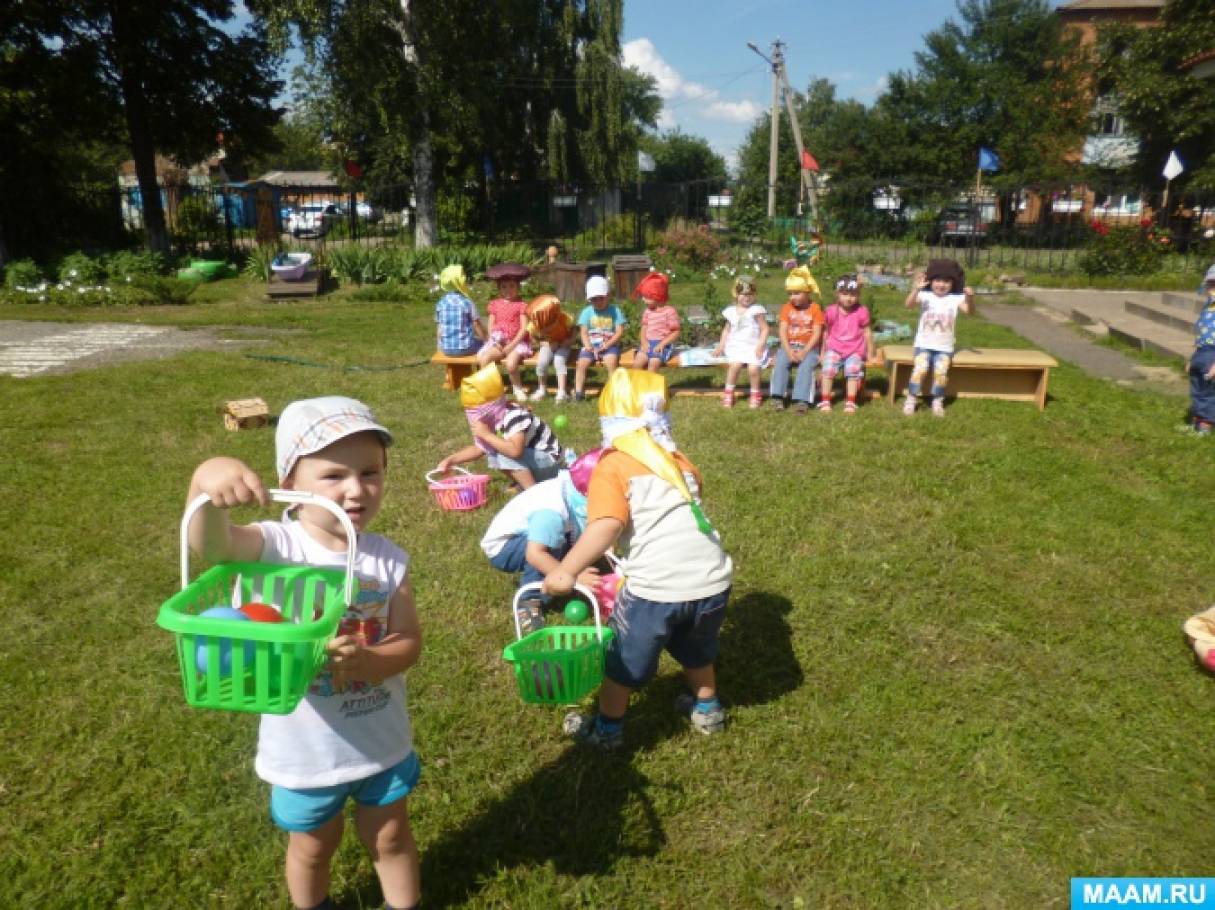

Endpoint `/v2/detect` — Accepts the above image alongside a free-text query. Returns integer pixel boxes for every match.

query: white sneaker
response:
[902,396,917,416]
[555,390,569,403]
[513,387,528,403]
[529,387,547,401]
[931,398,946,417]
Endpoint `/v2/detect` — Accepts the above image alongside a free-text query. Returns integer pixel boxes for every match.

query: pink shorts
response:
[482,331,533,359]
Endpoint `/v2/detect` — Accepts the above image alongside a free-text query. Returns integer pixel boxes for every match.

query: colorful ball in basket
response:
[239,602,284,623]
[563,599,589,624]
[194,606,254,674]
[426,468,489,511]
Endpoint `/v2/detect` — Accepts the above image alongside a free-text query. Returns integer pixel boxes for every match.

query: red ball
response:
[239,602,284,623]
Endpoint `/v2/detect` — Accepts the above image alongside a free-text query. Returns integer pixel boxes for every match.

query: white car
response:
[355,201,381,222]
[287,203,340,237]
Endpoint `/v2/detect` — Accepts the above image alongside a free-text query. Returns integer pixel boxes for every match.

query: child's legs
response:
[665,588,729,698]
[575,352,592,391]
[820,350,842,399]
[506,467,537,489]
[633,350,651,371]
[285,815,344,909]
[769,347,792,397]
[552,347,570,391]
[1190,348,1215,422]
[504,349,525,387]
[843,354,865,401]
[793,350,819,403]
[476,341,502,367]
[598,677,633,718]
[354,799,420,910]
[746,363,762,393]
[601,351,620,372]
[724,362,743,388]
[928,351,952,399]
[907,348,933,398]
[534,343,553,386]
[683,663,717,701]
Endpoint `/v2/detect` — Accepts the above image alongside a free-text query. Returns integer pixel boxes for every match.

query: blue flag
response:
[978,147,1000,172]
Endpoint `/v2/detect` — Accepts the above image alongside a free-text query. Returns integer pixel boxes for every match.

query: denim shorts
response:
[270,751,421,832]
[578,344,622,361]
[637,339,676,364]
[488,447,559,481]
[605,586,731,688]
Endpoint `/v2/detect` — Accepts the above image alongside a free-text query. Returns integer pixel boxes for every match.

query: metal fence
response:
[78,177,1215,273]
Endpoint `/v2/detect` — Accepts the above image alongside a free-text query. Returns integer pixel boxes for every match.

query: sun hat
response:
[485,262,530,281]
[459,363,505,408]
[925,258,964,292]
[439,263,469,296]
[276,396,393,482]
[632,271,669,303]
[784,267,820,296]
[586,274,611,299]
[732,275,758,296]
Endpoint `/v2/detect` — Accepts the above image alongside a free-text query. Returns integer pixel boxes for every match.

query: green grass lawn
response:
[2,275,1214,908]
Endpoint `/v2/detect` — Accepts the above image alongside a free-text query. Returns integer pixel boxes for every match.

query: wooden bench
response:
[882,345,1058,411]
[431,350,642,390]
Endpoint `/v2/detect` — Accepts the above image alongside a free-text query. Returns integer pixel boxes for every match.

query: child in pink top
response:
[631,272,682,372]
[477,264,534,401]
[818,275,874,414]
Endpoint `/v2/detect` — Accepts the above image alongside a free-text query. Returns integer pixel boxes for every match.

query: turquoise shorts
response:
[270,750,421,832]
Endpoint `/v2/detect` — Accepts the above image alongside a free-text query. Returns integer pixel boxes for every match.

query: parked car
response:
[927,205,988,246]
[354,201,381,222]
[287,202,341,237]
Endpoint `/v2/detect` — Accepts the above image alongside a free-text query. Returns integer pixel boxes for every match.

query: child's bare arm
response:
[473,317,487,340]
[904,273,926,308]
[961,286,976,315]
[543,517,624,595]
[712,323,729,356]
[472,423,525,459]
[437,444,484,473]
[755,313,770,355]
[187,457,267,563]
[865,324,876,361]
[328,576,422,683]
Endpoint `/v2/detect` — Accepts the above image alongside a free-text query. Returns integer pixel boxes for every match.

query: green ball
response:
[563,599,589,623]
[552,414,569,431]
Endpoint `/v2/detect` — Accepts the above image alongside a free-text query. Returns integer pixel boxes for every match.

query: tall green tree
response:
[641,129,727,184]
[1097,0,1215,190]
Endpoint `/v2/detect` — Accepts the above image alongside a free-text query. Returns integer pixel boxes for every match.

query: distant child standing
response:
[769,266,824,413]
[525,294,577,403]
[574,274,627,401]
[631,271,682,372]
[434,264,485,356]
[712,275,769,408]
[478,262,533,402]
[901,258,975,417]
[187,397,422,910]
[1188,264,1215,435]
[544,369,734,751]
[438,364,565,490]
[818,274,874,414]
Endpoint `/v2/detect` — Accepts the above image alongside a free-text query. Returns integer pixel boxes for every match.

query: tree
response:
[1097,0,1215,190]
[641,129,727,184]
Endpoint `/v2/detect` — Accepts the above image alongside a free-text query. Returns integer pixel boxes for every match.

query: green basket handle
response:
[181,489,358,607]
[512,581,604,642]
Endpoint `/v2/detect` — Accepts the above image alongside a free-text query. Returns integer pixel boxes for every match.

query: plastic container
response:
[271,252,313,282]
[502,582,614,705]
[189,259,227,280]
[425,467,489,512]
[156,490,355,714]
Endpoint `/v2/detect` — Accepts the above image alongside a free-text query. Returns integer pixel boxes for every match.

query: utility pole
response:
[748,40,782,220]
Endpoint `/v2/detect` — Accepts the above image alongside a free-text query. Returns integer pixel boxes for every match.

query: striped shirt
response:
[495,405,562,460]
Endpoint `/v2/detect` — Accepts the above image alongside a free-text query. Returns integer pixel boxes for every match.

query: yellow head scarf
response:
[459,363,504,408]
[785,266,820,296]
[439,263,470,296]
[598,369,713,534]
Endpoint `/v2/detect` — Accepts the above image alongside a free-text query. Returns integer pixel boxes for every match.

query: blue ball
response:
[195,606,254,674]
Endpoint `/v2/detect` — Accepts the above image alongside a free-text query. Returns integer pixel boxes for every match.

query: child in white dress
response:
[712,275,769,408]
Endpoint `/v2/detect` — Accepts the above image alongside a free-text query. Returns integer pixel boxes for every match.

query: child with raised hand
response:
[525,293,577,403]
[631,271,682,372]
[818,274,875,414]
[573,274,627,401]
[438,363,564,490]
[901,258,975,417]
[712,274,769,409]
[434,263,485,356]
[480,448,605,633]
[1188,263,1215,435]
[544,369,734,751]
[186,396,422,910]
[477,262,533,402]
[769,266,824,413]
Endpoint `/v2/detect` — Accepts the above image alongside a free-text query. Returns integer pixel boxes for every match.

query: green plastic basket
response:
[502,583,614,705]
[156,491,356,715]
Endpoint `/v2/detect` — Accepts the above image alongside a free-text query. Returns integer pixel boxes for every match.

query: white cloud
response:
[704,99,763,123]
[624,37,760,128]
[855,75,889,99]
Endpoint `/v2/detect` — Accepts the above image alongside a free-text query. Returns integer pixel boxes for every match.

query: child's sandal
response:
[817,400,832,412]
[748,392,763,409]
[721,389,736,408]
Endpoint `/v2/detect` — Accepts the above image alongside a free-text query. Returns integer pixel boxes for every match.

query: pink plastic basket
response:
[425,467,489,511]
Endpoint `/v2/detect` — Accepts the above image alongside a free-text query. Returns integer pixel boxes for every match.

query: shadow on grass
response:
[367,590,801,908]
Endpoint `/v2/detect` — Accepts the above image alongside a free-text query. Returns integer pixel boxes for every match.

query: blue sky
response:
[622,0,980,167]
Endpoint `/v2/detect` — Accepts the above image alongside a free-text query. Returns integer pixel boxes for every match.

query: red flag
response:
[800,150,820,172]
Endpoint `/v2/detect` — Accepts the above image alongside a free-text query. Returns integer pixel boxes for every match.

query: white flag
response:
[1163,150,1184,181]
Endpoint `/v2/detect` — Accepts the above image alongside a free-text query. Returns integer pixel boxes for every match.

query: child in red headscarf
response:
[631,272,682,372]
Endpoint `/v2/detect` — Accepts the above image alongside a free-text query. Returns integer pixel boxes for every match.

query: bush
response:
[106,249,167,280]
[1078,219,1169,276]
[175,195,220,243]
[650,218,723,274]
[58,251,106,284]
[3,259,43,290]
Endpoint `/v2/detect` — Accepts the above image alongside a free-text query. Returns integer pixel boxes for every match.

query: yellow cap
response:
[785,267,820,296]
[598,366,667,419]
[439,263,469,296]
[459,363,504,408]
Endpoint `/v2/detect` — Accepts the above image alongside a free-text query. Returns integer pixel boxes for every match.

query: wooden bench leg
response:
[442,362,475,391]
